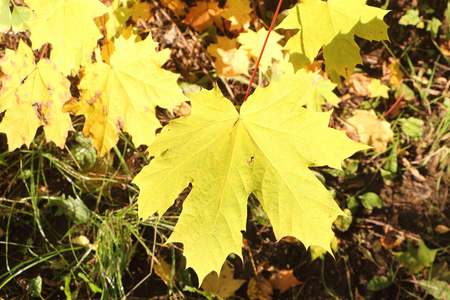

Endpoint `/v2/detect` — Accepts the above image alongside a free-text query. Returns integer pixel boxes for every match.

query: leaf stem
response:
[379,93,404,120]
[38,43,49,61]
[101,0,111,59]
[243,0,284,102]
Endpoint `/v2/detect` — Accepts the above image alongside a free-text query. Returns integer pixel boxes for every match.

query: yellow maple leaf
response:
[346,109,393,152]
[221,0,253,31]
[161,0,187,16]
[277,0,389,82]
[64,35,185,157]
[25,0,110,75]
[237,28,283,72]
[133,72,368,283]
[207,37,249,77]
[0,40,74,151]
[183,1,222,32]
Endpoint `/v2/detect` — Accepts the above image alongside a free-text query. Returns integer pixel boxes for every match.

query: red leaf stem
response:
[379,93,404,120]
[243,0,284,102]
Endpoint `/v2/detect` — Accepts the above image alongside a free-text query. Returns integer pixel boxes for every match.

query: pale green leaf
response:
[393,240,438,274]
[359,192,383,209]
[417,280,450,299]
[133,72,368,283]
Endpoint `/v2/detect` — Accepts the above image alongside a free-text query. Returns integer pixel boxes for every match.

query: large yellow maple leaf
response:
[237,28,283,72]
[25,0,110,75]
[0,40,73,151]
[277,0,389,82]
[133,72,368,284]
[64,35,185,157]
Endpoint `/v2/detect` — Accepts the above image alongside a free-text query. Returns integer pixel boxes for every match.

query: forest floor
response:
[1,0,449,299]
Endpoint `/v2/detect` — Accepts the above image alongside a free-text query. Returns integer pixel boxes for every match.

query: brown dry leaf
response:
[380,227,405,250]
[434,225,450,234]
[346,110,394,152]
[221,0,253,31]
[349,73,371,97]
[207,36,249,77]
[173,101,191,117]
[269,270,302,293]
[201,262,246,298]
[154,259,172,286]
[183,1,222,32]
[247,275,273,300]
[161,0,187,16]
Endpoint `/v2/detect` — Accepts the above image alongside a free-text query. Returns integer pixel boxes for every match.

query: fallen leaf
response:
[131,1,154,22]
[388,61,404,88]
[368,79,390,99]
[349,73,372,97]
[247,275,273,300]
[183,1,222,32]
[173,101,192,117]
[269,270,302,293]
[237,28,283,72]
[393,240,438,274]
[301,74,340,112]
[221,0,253,31]
[64,35,184,157]
[201,262,246,298]
[154,259,172,286]
[434,225,450,234]
[25,0,110,75]
[346,109,394,152]
[207,36,249,77]
[0,40,74,151]
[161,0,187,16]
[380,228,405,250]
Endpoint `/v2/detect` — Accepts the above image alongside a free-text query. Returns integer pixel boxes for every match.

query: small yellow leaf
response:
[347,109,394,152]
[237,28,283,72]
[207,37,249,77]
[388,61,404,88]
[221,0,253,31]
[368,78,390,99]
